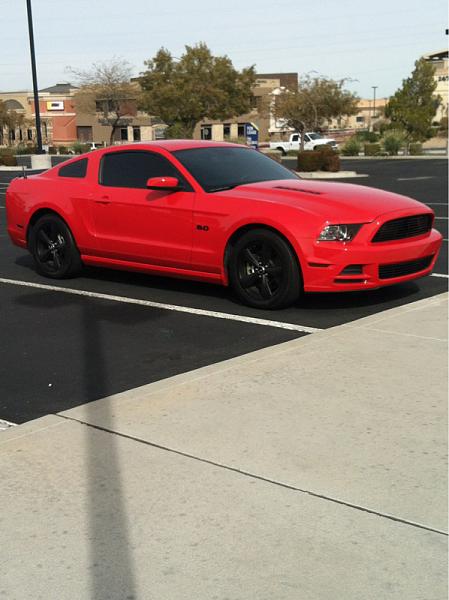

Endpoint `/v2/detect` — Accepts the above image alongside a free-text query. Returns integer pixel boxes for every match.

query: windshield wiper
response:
[208,183,241,193]
[208,180,262,193]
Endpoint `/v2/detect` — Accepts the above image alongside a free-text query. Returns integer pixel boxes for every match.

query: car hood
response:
[221,179,428,222]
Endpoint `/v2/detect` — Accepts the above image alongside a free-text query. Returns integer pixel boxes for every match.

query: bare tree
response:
[69,58,137,145]
[274,75,359,151]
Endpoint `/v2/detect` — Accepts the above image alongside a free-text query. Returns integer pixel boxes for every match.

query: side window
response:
[59,158,88,178]
[292,134,299,142]
[99,151,190,189]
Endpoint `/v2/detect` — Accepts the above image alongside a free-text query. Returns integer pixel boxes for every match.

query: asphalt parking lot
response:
[1,158,447,424]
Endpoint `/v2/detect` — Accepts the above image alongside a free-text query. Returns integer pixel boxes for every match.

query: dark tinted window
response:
[173,147,299,192]
[59,158,88,178]
[100,151,186,189]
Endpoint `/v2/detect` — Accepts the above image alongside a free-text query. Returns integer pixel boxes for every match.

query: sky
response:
[0,0,447,99]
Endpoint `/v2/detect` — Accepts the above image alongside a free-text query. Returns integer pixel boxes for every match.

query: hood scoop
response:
[275,185,322,195]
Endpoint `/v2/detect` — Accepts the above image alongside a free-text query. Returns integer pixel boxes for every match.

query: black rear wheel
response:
[29,214,82,278]
[229,229,302,309]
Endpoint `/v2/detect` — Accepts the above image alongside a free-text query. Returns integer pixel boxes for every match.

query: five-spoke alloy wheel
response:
[29,214,82,278]
[229,229,302,309]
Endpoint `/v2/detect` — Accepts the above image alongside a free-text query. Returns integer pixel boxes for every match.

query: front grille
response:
[379,255,433,279]
[372,214,432,242]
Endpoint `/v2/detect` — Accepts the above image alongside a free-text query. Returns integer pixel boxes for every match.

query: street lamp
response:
[26,0,44,153]
[371,86,378,132]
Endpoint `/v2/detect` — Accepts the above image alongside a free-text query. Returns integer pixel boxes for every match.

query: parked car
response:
[270,132,338,154]
[6,141,442,309]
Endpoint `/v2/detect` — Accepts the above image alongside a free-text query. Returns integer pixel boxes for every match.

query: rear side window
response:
[59,158,88,178]
[99,150,187,189]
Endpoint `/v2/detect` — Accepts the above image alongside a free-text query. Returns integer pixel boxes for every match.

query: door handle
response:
[95,195,110,205]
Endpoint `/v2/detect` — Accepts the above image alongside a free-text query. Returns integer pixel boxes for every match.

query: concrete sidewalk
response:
[1,293,447,599]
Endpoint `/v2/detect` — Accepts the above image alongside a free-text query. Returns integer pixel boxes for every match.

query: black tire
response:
[29,214,82,279]
[229,229,302,309]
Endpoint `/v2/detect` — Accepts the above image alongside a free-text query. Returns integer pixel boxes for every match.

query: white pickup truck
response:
[270,132,338,154]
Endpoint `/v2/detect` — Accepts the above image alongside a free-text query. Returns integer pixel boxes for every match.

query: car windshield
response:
[172,146,299,192]
[307,133,322,140]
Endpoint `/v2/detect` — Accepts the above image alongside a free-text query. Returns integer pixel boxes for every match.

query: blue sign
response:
[244,123,259,148]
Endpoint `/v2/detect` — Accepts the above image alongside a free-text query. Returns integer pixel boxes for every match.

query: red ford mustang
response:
[6,140,443,309]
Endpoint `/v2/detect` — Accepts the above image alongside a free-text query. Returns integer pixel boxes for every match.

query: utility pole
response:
[26,0,44,153]
[371,86,378,132]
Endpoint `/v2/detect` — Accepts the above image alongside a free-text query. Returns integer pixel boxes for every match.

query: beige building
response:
[327,97,388,132]
[1,83,164,147]
[194,73,298,143]
[0,91,36,145]
[422,49,448,122]
[194,73,392,142]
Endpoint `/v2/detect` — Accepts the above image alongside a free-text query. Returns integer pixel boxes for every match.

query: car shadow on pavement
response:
[13,253,447,326]
[298,282,420,310]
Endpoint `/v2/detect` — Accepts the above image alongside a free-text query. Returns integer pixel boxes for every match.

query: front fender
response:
[222,217,308,285]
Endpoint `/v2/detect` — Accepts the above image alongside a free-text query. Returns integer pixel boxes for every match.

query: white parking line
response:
[431,273,449,278]
[0,419,17,431]
[396,176,435,181]
[0,277,321,334]
[434,217,448,220]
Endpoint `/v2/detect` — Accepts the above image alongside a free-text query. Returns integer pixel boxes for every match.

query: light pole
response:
[371,86,378,132]
[26,0,44,153]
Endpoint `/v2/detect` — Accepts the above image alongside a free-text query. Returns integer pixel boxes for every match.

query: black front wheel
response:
[229,229,302,309]
[29,214,82,278]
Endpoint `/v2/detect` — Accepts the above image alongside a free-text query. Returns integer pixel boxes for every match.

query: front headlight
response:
[318,223,363,242]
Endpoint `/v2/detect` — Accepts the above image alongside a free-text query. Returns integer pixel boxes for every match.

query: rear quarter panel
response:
[6,164,97,254]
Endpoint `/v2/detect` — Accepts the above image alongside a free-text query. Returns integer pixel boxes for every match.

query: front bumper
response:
[301,228,443,292]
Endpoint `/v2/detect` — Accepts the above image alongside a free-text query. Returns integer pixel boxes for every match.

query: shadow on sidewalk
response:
[83,302,137,599]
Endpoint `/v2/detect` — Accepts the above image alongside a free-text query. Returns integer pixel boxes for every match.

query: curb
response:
[297,171,368,179]
[0,166,28,171]
[340,155,448,160]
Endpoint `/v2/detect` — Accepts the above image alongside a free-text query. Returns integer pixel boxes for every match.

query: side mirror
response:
[146,176,181,191]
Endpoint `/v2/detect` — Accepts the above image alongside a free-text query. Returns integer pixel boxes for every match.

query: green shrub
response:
[382,134,403,156]
[229,137,249,146]
[296,146,340,172]
[15,144,38,155]
[409,142,422,155]
[322,152,340,172]
[57,145,68,154]
[297,151,323,172]
[71,142,91,154]
[262,150,282,163]
[48,146,57,155]
[438,116,448,134]
[364,143,381,156]
[355,131,379,143]
[286,149,298,156]
[1,154,18,166]
[340,137,361,156]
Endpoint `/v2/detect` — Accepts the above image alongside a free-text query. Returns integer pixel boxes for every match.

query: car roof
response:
[103,140,244,152]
